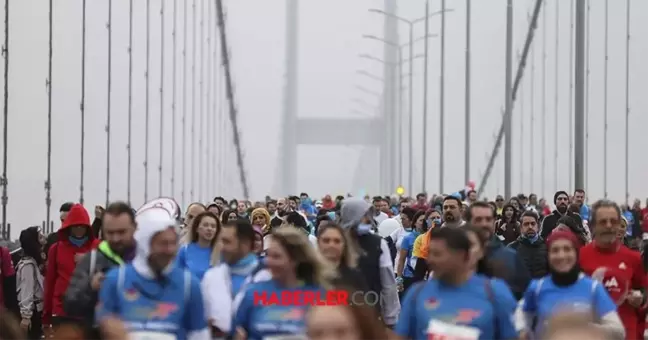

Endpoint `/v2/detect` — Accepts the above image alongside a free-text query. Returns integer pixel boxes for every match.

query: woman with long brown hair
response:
[176,211,221,280]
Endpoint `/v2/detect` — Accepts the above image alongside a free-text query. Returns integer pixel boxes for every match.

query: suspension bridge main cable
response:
[215,0,250,199]
[105,0,113,207]
[45,0,54,232]
[158,0,165,196]
[476,0,544,198]
[0,0,9,235]
[144,0,151,202]
[127,0,134,204]
[171,0,177,198]
[79,0,87,205]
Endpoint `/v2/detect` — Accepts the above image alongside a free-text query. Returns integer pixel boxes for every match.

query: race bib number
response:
[426,320,480,340]
[130,331,176,340]
[263,336,307,340]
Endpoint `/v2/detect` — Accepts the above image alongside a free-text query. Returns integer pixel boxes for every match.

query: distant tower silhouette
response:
[274,0,397,196]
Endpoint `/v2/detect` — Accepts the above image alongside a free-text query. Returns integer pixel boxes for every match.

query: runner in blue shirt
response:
[232,227,328,340]
[395,227,518,340]
[520,230,624,339]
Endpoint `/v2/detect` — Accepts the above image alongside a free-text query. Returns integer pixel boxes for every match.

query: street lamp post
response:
[369,7,452,194]
[359,52,423,187]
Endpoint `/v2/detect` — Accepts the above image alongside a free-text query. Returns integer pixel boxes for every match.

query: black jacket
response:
[508,237,548,279]
[539,210,584,240]
[63,242,123,323]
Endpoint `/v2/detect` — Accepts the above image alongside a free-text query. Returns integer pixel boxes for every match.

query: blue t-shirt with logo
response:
[233,280,323,340]
[395,274,518,340]
[400,231,420,278]
[96,265,206,340]
[176,243,212,280]
[522,274,616,335]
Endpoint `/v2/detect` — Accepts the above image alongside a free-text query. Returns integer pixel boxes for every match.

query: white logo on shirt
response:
[619,262,627,270]
[605,277,619,288]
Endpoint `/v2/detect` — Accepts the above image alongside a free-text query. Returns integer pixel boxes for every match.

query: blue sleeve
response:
[491,279,519,340]
[399,235,412,251]
[176,246,187,269]
[95,268,120,322]
[185,276,207,332]
[394,282,422,338]
[593,281,617,317]
[231,288,254,336]
[521,280,537,313]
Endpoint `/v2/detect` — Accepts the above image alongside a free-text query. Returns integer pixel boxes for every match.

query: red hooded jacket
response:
[42,204,99,324]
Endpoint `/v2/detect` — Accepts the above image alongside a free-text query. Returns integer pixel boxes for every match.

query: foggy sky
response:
[2,0,647,239]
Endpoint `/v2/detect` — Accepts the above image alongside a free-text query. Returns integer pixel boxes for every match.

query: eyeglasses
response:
[496,199,504,202]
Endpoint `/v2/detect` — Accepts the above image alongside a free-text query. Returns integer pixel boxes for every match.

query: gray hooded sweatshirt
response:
[340,198,400,325]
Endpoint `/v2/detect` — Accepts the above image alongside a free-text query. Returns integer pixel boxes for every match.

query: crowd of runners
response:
[0,188,646,340]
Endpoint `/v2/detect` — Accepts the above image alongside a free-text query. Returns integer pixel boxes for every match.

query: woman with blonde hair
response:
[176,211,221,280]
[250,207,271,235]
[233,227,334,340]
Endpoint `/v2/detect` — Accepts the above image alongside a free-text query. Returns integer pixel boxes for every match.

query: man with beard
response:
[539,191,584,240]
[63,201,137,337]
[467,201,530,300]
[580,200,647,340]
[508,211,548,278]
[441,196,465,228]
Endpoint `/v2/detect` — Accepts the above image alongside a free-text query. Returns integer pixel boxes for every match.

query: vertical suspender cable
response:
[105,0,113,207]
[475,0,544,198]
[0,0,9,235]
[553,0,559,190]
[79,0,87,205]
[45,0,53,232]
[181,0,187,206]
[584,0,590,193]
[144,0,150,202]
[519,61,525,192]
[171,0,177,198]
[198,0,204,201]
[568,0,574,191]
[158,0,165,196]
[216,0,250,198]
[127,0,134,204]
[603,0,608,198]
[206,0,212,195]
[191,0,196,202]
[214,20,221,195]
[529,43,535,192]
[623,0,630,204]
[541,1,546,196]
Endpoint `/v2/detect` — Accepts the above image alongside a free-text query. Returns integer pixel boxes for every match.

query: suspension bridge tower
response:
[274,0,399,196]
